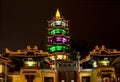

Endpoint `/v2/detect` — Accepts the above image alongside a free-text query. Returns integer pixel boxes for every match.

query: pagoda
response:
[48,9,70,58]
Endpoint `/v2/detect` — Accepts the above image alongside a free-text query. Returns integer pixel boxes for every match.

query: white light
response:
[93,61,97,67]
[104,58,108,60]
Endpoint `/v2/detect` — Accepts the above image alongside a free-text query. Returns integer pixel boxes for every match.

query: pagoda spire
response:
[55,9,61,18]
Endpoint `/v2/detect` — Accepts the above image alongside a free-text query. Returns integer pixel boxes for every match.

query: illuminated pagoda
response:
[48,9,70,57]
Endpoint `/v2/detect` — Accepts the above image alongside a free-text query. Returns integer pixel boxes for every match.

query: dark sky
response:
[0,0,120,53]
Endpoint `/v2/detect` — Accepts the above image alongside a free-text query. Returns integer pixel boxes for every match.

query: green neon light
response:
[49,44,69,53]
[50,46,56,52]
[56,45,63,51]
[50,28,67,35]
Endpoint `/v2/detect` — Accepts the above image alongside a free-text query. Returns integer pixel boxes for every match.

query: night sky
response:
[0,0,120,53]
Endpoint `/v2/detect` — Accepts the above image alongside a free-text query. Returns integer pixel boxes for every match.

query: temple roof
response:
[89,45,120,56]
[81,45,120,63]
[0,54,12,67]
[5,45,48,57]
[0,54,11,62]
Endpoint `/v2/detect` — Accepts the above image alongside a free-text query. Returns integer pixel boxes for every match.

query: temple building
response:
[0,54,12,82]
[0,9,120,82]
[81,45,120,82]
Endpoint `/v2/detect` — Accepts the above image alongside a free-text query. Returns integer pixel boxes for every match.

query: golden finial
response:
[34,45,38,50]
[101,45,105,50]
[5,48,10,53]
[95,45,99,50]
[56,9,61,18]
[27,45,31,50]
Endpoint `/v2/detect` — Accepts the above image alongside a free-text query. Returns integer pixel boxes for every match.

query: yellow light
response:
[98,60,110,66]
[24,61,37,67]
[50,64,55,69]
[57,55,66,60]
[0,65,2,73]
[49,55,66,60]
[102,60,109,66]
[56,9,61,18]
[49,56,55,60]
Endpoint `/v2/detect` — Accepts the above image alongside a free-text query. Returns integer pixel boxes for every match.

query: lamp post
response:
[54,53,57,72]
[76,52,81,82]
[5,62,7,82]
[53,53,57,82]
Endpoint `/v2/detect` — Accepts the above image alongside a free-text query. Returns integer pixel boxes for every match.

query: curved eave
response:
[8,53,48,57]
[48,27,69,29]
[90,54,120,56]
[47,44,70,47]
[48,35,70,39]
[47,18,69,27]
[0,55,11,62]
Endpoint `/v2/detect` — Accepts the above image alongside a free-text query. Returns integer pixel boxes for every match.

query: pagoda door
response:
[25,75,35,82]
[58,71,77,82]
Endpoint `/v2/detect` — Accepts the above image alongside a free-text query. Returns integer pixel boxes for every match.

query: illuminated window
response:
[49,36,68,44]
[98,58,110,67]
[49,55,67,60]
[56,45,63,51]
[24,58,37,67]
[48,44,69,53]
[50,28,67,35]
[49,46,56,52]
[50,21,68,27]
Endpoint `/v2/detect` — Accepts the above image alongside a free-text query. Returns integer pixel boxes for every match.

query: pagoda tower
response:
[48,9,70,59]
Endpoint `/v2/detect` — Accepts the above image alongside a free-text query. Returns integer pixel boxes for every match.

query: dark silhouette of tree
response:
[69,40,91,60]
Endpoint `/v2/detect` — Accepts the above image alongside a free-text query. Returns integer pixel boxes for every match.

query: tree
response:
[69,40,91,60]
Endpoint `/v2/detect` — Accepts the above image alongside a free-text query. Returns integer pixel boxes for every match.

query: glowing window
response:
[24,58,37,67]
[50,28,67,35]
[49,44,69,53]
[49,46,54,52]
[49,36,68,44]
[56,45,63,51]
[50,21,68,27]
